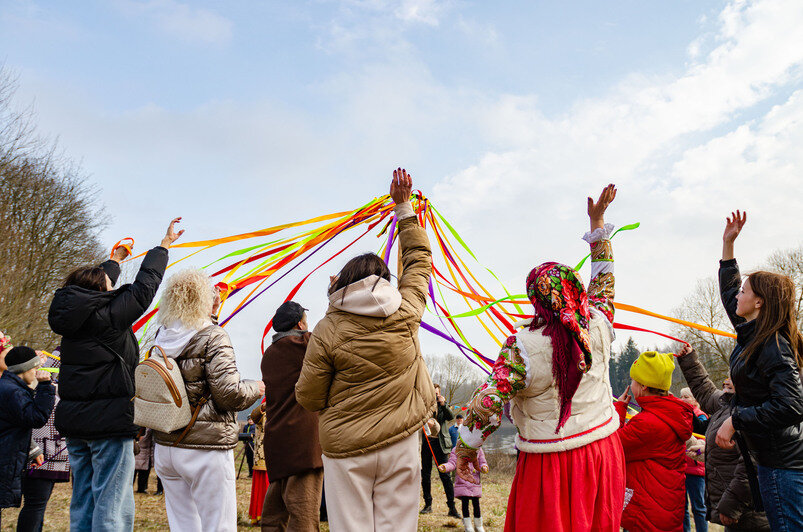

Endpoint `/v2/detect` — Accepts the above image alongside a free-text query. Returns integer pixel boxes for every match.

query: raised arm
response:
[392,169,432,318]
[106,218,184,329]
[585,184,616,323]
[295,330,335,412]
[676,345,725,416]
[719,211,747,328]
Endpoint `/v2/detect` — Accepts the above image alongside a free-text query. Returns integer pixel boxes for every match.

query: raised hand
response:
[587,184,617,231]
[677,344,693,358]
[722,210,746,261]
[390,168,413,205]
[723,210,747,244]
[112,245,132,262]
[160,217,185,249]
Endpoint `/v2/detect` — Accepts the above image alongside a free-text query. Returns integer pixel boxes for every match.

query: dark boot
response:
[447,503,460,518]
[420,504,433,514]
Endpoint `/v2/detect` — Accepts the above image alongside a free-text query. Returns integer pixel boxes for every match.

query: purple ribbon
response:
[382,215,397,265]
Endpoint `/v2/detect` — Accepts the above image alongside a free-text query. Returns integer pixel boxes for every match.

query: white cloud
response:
[114,0,233,45]
[430,0,803,348]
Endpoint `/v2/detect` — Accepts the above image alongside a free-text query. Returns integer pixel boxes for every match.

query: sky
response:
[2,0,803,380]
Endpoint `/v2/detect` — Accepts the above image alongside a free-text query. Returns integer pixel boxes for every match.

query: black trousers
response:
[134,469,150,493]
[245,443,254,476]
[17,477,55,532]
[459,496,481,518]
[421,437,455,506]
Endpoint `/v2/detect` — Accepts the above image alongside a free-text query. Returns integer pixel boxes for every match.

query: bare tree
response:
[672,245,803,385]
[0,67,105,349]
[764,246,803,329]
[423,353,487,407]
[673,277,736,384]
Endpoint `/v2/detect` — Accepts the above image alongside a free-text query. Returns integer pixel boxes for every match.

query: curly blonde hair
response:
[157,268,214,330]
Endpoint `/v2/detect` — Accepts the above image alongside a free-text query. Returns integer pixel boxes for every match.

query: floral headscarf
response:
[526,262,592,432]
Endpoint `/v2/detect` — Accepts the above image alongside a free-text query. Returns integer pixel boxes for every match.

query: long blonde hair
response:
[157,268,214,330]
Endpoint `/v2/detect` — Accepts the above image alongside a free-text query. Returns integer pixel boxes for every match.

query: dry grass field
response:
[0,448,721,531]
[0,447,514,532]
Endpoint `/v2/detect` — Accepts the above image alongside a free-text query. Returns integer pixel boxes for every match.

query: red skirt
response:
[505,432,625,532]
[249,470,270,521]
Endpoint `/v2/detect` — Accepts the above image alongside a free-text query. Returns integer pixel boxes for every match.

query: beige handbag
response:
[134,345,206,445]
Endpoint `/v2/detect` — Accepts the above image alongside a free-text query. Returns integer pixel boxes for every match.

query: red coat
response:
[616,396,693,532]
[684,407,706,477]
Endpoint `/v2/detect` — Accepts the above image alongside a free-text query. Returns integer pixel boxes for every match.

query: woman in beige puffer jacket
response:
[296,169,436,532]
[151,268,264,532]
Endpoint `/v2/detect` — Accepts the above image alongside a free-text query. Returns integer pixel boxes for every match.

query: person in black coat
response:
[715,210,803,531]
[420,383,459,518]
[0,346,56,527]
[47,217,183,532]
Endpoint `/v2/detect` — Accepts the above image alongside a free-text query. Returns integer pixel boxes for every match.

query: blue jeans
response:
[684,474,707,532]
[757,465,803,532]
[67,437,135,532]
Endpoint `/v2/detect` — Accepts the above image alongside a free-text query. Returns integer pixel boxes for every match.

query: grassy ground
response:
[0,449,721,531]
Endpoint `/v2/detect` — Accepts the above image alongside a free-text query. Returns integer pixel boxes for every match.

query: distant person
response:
[455,185,625,531]
[421,384,459,517]
[243,417,256,477]
[261,301,323,531]
[680,387,708,532]
[133,429,155,494]
[152,268,264,532]
[616,351,693,532]
[17,348,71,532]
[48,218,183,531]
[715,210,803,531]
[449,415,464,448]
[677,345,769,530]
[296,169,436,531]
[0,347,56,529]
[439,446,489,532]
[247,402,268,526]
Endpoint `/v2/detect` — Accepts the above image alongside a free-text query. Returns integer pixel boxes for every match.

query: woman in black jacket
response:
[48,217,183,532]
[715,210,803,531]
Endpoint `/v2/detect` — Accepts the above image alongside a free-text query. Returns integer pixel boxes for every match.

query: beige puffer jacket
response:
[296,206,436,459]
[153,324,262,450]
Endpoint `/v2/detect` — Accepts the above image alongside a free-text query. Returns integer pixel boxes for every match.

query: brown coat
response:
[678,349,769,530]
[261,331,323,481]
[295,215,436,459]
[153,325,263,450]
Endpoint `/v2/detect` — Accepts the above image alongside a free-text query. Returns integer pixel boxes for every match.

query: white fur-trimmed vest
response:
[511,310,618,454]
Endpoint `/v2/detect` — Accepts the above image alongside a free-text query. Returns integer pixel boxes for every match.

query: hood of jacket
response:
[328,274,402,317]
[154,321,211,358]
[48,286,119,335]
[637,395,694,441]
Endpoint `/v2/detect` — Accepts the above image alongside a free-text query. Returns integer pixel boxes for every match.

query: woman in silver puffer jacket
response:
[152,268,264,532]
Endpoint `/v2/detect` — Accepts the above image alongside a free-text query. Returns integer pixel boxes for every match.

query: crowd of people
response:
[0,171,802,532]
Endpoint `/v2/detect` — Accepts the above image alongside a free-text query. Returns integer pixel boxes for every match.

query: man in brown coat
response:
[260,301,323,532]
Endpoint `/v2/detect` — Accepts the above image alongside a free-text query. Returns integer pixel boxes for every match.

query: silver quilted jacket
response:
[153,325,262,450]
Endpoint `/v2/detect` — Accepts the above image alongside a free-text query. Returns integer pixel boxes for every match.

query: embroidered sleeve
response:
[457,335,527,450]
[583,224,615,323]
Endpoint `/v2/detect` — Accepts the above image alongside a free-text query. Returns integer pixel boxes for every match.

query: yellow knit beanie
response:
[630,351,675,391]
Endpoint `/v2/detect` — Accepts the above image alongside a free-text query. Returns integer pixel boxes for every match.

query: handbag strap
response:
[96,337,135,394]
[172,392,211,447]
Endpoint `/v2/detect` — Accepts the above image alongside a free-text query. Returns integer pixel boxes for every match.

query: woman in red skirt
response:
[455,184,625,532]
[248,402,269,525]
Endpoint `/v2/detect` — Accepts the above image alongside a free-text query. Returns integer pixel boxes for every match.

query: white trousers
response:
[154,444,237,532]
[323,432,420,532]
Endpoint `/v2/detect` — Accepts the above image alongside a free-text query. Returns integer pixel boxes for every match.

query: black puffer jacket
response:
[49,247,168,440]
[0,372,55,508]
[678,349,769,530]
[719,259,803,470]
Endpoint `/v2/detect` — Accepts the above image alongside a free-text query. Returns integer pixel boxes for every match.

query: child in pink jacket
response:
[439,447,488,532]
